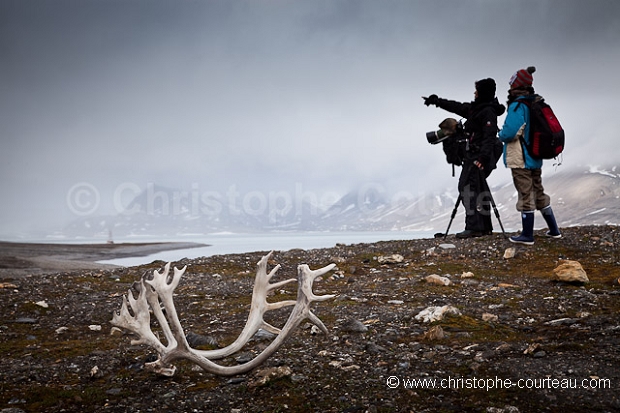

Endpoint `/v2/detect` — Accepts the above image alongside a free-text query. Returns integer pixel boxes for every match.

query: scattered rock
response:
[235,353,253,364]
[186,331,220,347]
[341,318,368,333]
[482,313,498,322]
[415,305,461,323]
[503,247,516,259]
[486,405,521,413]
[331,271,345,280]
[13,317,37,324]
[523,343,540,355]
[461,271,475,278]
[365,342,388,353]
[90,365,103,378]
[248,366,292,388]
[377,254,404,264]
[553,260,589,284]
[544,318,576,326]
[424,247,436,256]
[497,283,518,288]
[425,274,452,286]
[423,325,445,340]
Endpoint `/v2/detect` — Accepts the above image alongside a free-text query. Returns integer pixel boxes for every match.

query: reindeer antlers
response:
[111,252,335,377]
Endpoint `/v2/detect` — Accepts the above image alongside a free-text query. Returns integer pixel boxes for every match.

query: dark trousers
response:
[458,163,493,232]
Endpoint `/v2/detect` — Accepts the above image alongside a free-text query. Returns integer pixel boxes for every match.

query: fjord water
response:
[98,230,433,267]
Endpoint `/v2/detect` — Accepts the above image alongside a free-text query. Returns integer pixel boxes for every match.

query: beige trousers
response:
[511,168,551,212]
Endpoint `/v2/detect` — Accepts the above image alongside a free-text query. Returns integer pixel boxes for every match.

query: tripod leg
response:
[481,177,508,238]
[442,194,462,239]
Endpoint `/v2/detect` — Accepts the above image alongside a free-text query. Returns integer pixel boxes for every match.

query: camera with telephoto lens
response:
[426,118,463,145]
[427,118,469,170]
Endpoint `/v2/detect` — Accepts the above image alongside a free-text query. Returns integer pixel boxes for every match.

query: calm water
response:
[97,231,433,267]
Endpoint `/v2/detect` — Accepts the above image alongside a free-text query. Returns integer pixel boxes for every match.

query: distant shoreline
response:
[0,241,207,279]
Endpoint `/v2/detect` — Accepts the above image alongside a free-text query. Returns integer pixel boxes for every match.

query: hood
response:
[474,97,506,116]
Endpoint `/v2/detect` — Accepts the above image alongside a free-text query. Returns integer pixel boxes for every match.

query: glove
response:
[423,94,439,106]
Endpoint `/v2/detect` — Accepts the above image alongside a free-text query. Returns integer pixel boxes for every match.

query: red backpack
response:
[520,97,565,159]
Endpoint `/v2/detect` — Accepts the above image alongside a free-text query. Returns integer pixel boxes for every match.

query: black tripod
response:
[435,166,507,239]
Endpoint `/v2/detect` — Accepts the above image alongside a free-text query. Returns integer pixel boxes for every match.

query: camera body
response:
[426,118,469,167]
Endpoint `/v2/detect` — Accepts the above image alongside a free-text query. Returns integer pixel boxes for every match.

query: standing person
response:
[423,78,505,238]
[498,66,562,245]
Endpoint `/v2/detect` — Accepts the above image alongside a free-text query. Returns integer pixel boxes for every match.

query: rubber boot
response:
[510,211,535,245]
[541,205,561,238]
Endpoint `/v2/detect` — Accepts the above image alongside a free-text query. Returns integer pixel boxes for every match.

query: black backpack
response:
[519,97,565,159]
[442,137,466,166]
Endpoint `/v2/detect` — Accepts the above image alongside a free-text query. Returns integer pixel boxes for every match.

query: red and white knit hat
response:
[509,66,536,89]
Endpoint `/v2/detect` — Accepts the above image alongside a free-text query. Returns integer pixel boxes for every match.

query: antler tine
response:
[151,264,191,352]
[145,262,185,295]
[295,263,337,335]
[298,263,337,302]
[141,280,178,349]
[194,251,296,359]
[111,284,166,353]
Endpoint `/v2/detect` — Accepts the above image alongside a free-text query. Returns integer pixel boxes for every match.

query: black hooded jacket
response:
[435,97,506,171]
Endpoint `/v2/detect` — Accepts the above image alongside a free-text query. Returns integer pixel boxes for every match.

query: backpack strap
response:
[513,100,531,151]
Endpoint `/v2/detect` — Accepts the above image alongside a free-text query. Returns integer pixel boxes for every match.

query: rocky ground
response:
[1,225,619,413]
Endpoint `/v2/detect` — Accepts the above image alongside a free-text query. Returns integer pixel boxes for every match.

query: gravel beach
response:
[0,241,205,279]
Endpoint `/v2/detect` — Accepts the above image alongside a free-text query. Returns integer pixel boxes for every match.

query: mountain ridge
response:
[58,164,619,238]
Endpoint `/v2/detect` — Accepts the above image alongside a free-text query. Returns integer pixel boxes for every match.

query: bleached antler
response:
[111,252,335,377]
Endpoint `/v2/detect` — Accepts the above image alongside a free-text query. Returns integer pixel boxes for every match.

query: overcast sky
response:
[1,0,619,237]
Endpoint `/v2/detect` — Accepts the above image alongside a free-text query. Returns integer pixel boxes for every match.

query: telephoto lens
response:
[426,129,449,144]
[426,118,459,144]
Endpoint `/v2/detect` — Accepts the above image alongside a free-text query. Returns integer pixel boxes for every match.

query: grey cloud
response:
[1,0,619,236]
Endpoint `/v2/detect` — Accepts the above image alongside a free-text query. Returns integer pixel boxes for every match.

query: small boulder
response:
[552,260,589,284]
[425,274,452,286]
[423,325,445,340]
[482,313,499,322]
[415,305,461,323]
[503,247,516,259]
[341,318,368,333]
[248,366,292,388]
[377,254,404,264]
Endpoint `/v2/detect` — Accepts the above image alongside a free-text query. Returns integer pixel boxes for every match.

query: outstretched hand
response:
[422,94,439,106]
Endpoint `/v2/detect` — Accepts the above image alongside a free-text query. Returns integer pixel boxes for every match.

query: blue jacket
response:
[498,95,543,169]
